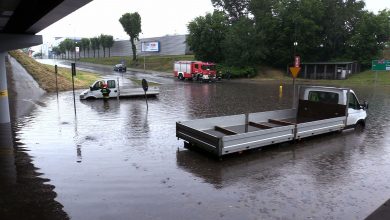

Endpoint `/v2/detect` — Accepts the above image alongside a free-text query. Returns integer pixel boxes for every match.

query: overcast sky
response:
[38,0,389,41]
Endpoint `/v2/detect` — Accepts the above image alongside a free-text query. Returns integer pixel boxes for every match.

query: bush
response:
[216,64,257,78]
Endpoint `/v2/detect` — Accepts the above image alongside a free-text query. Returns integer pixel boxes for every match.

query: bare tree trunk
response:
[130,37,136,61]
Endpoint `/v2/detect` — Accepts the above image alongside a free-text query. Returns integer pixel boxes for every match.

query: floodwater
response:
[8,72,390,219]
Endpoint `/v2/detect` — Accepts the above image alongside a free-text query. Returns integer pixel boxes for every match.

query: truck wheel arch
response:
[355,119,366,131]
[85,96,97,100]
[178,73,184,80]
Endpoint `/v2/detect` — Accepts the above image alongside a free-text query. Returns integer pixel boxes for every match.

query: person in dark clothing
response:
[100,83,111,100]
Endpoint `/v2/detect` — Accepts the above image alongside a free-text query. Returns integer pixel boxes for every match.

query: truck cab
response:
[80,79,119,99]
[301,86,367,128]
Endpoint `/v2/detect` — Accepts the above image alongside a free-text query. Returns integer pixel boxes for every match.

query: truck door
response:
[194,63,199,74]
[346,92,365,126]
[106,80,118,98]
[91,80,104,98]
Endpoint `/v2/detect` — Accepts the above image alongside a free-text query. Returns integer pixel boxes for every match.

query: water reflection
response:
[176,130,366,188]
[0,123,16,185]
[9,81,390,219]
[80,98,121,114]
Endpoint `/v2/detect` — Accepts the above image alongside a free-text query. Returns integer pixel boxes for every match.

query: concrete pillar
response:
[0,52,10,124]
[0,123,16,184]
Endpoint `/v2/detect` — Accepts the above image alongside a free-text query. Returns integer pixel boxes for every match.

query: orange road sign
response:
[290,67,301,78]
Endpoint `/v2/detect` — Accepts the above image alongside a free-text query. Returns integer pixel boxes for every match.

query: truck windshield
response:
[308,91,339,104]
[201,65,215,70]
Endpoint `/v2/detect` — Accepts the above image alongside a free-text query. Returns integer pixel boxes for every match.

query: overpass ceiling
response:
[0,0,92,34]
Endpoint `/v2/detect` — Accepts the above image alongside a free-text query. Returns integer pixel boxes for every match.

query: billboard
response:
[141,41,160,52]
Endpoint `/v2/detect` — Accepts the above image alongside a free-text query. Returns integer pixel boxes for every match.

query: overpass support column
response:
[0,52,10,124]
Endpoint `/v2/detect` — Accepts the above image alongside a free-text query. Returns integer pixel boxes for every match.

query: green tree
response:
[100,34,108,58]
[96,37,101,58]
[58,41,66,59]
[106,35,114,57]
[347,10,390,66]
[33,52,43,59]
[197,0,389,70]
[63,38,74,59]
[211,0,250,21]
[51,46,61,59]
[187,11,228,62]
[90,37,99,58]
[80,38,90,58]
[119,12,142,61]
[223,17,266,67]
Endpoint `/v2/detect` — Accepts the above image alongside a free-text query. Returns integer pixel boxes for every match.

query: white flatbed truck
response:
[176,86,368,157]
[79,78,159,100]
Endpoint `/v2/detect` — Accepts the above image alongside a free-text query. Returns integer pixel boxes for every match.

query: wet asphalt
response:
[3,59,390,219]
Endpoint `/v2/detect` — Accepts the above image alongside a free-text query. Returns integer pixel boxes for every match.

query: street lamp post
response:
[292,41,298,108]
[293,41,298,56]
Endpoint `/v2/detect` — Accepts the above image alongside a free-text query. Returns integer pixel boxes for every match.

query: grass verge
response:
[9,50,99,92]
[80,55,195,73]
[251,67,390,87]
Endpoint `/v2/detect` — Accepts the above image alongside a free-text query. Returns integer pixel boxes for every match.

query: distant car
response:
[114,64,127,72]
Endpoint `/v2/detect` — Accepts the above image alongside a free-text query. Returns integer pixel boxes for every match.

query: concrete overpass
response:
[0,0,93,124]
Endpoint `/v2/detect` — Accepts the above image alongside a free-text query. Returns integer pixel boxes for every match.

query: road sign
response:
[372,60,390,71]
[75,46,79,53]
[290,67,301,78]
[294,56,300,67]
[71,63,76,76]
[142,79,148,92]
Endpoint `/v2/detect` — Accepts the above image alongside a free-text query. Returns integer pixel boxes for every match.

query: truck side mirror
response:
[90,86,93,91]
[361,101,368,110]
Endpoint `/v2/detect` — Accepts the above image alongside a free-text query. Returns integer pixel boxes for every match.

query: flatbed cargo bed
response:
[118,86,159,98]
[177,99,347,157]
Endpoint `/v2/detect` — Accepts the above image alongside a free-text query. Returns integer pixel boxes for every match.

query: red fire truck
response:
[173,61,217,81]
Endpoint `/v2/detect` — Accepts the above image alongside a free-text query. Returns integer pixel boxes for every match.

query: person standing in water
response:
[100,83,111,100]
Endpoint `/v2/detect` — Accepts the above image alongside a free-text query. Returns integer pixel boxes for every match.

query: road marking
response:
[0,90,8,97]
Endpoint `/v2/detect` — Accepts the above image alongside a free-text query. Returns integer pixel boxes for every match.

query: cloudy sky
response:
[38,0,389,41]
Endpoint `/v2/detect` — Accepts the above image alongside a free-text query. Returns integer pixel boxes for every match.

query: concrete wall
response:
[74,34,188,58]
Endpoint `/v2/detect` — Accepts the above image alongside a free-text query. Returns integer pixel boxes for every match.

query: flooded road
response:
[9,73,390,219]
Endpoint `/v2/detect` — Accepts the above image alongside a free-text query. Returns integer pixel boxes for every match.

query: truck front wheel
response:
[178,74,184,80]
[355,120,365,132]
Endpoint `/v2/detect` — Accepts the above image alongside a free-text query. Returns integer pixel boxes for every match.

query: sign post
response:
[75,46,79,59]
[290,66,301,108]
[71,63,77,115]
[55,65,58,99]
[142,79,149,110]
[372,59,390,85]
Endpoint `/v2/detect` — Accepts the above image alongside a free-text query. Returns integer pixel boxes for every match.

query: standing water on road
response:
[12,81,390,219]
